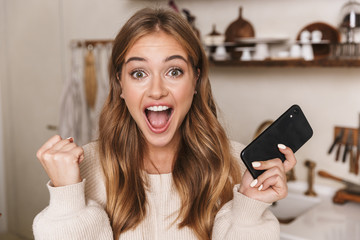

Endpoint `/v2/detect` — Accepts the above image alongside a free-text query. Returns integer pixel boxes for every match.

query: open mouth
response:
[145,105,173,132]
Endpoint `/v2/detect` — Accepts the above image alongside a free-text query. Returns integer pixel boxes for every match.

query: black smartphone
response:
[240,104,313,179]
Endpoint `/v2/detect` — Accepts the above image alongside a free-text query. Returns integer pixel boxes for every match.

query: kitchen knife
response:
[350,147,356,174]
[335,140,343,161]
[328,128,344,154]
[343,130,353,163]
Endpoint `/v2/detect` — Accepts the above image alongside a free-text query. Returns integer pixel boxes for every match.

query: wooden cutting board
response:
[225,7,255,43]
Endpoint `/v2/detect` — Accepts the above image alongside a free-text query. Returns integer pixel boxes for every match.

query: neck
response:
[144,137,181,174]
[144,150,174,174]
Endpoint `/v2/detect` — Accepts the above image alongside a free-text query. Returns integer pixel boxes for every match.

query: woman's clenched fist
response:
[36,135,84,187]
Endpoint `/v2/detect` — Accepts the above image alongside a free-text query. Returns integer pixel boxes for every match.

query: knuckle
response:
[53,134,62,142]
[275,174,282,182]
[68,142,76,148]
[77,146,84,154]
[274,158,283,164]
[42,151,54,162]
[63,154,77,163]
[53,153,66,162]
[274,166,284,174]
[36,150,43,160]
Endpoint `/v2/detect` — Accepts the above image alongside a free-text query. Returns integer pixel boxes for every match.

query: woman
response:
[34,7,296,240]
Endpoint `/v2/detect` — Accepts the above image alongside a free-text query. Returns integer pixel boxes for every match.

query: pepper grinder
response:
[304,160,317,197]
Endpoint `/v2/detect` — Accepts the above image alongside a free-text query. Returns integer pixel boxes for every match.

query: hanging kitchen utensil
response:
[84,45,97,109]
[343,129,353,162]
[335,135,344,161]
[225,7,255,42]
[328,128,344,154]
[350,146,357,173]
[318,170,360,194]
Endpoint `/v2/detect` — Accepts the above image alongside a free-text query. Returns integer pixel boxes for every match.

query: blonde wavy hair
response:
[98,7,242,240]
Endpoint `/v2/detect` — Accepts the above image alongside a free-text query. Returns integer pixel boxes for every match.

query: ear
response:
[196,68,200,80]
[194,68,200,92]
[117,73,124,98]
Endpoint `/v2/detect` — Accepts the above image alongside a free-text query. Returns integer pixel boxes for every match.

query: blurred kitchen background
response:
[1,0,360,239]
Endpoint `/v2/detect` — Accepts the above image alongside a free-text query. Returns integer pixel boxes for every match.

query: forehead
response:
[125,31,188,58]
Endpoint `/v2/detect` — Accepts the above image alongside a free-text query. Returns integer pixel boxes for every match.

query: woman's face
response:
[120,31,197,150]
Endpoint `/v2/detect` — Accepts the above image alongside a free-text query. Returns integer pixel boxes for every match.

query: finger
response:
[261,175,288,199]
[40,141,76,168]
[70,146,84,164]
[37,135,62,159]
[51,137,74,151]
[250,165,286,188]
[61,142,78,152]
[251,157,284,171]
[258,165,286,185]
[277,144,297,172]
[78,151,85,164]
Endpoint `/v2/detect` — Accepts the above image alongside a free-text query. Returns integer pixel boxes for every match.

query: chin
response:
[143,129,180,149]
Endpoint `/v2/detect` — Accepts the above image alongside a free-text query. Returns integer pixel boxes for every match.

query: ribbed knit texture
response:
[33,141,280,239]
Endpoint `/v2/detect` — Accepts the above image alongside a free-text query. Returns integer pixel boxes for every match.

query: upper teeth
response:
[147,106,169,111]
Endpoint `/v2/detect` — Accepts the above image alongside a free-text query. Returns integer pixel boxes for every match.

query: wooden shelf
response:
[210,58,360,68]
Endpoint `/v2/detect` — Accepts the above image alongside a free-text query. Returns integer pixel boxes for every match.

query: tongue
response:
[147,111,169,128]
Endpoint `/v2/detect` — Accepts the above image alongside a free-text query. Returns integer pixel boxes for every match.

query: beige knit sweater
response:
[33,141,280,239]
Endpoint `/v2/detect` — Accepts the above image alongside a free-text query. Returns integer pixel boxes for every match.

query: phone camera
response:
[293,108,299,115]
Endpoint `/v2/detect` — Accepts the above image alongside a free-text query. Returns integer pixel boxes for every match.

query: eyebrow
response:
[124,55,188,64]
[165,55,188,63]
[125,57,146,64]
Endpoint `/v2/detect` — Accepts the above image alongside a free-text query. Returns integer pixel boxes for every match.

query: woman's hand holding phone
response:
[36,135,84,187]
[239,144,297,203]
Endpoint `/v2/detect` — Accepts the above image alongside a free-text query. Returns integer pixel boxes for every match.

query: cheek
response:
[121,84,142,111]
[121,80,140,99]
[174,84,195,109]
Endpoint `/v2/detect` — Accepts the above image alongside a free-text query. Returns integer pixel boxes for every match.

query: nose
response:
[148,74,168,99]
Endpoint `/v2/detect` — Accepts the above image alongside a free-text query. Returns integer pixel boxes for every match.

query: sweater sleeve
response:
[212,184,279,240]
[33,180,113,240]
[33,142,113,240]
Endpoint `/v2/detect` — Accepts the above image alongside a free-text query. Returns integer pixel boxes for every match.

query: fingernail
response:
[67,137,74,143]
[278,144,286,150]
[258,184,263,191]
[252,161,261,168]
[250,179,258,188]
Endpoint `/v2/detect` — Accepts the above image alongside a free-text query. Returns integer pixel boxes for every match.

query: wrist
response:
[51,177,83,187]
[46,179,86,217]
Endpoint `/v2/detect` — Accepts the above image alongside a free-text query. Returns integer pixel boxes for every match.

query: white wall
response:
[2,0,64,238]
[0,0,9,233]
[0,78,7,233]
[1,0,359,238]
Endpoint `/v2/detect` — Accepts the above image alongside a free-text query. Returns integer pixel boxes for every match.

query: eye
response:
[167,68,183,78]
[130,70,147,80]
